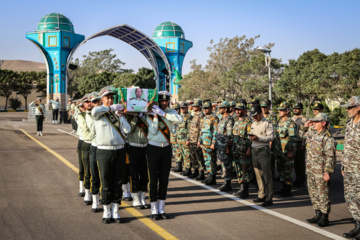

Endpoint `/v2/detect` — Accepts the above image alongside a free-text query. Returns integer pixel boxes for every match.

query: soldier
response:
[249,104,274,206]
[292,102,308,187]
[301,113,336,227]
[127,88,147,111]
[177,102,194,176]
[274,102,297,197]
[232,103,253,198]
[215,98,223,117]
[198,100,219,185]
[212,103,217,113]
[29,97,46,136]
[186,100,194,116]
[48,97,60,124]
[146,91,183,220]
[171,103,182,172]
[313,102,324,116]
[186,99,206,180]
[229,101,237,118]
[215,101,234,191]
[74,100,85,197]
[341,96,360,239]
[67,99,77,134]
[92,86,130,224]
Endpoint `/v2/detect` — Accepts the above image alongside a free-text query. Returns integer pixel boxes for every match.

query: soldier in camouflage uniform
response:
[341,97,360,239]
[261,100,278,178]
[292,102,308,187]
[197,100,219,185]
[215,101,235,191]
[177,102,194,176]
[212,102,217,113]
[231,103,253,198]
[274,102,297,197]
[186,100,194,116]
[186,99,206,180]
[313,102,324,116]
[229,101,237,118]
[171,103,183,172]
[301,113,336,227]
[215,98,224,118]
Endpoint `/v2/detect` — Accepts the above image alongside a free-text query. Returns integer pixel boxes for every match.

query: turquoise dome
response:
[37,13,74,32]
[153,21,185,39]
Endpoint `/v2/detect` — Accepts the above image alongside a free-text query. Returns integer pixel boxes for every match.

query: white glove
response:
[110,104,124,112]
[115,110,122,117]
[152,105,165,117]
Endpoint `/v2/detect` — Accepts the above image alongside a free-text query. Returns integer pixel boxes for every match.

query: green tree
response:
[35,71,47,97]
[18,71,36,110]
[134,67,155,89]
[0,69,19,110]
[78,72,117,95]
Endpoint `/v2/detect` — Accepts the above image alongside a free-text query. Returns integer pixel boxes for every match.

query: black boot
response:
[188,168,199,178]
[354,232,360,240]
[233,183,249,198]
[204,174,216,185]
[181,168,192,176]
[218,180,232,191]
[173,162,183,172]
[343,220,360,238]
[306,210,322,223]
[196,171,205,180]
[274,182,286,194]
[281,185,292,197]
[317,213,329,227]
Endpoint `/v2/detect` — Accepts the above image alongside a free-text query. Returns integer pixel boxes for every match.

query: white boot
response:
[102,205,111,223]
[139,191,149,208]
[132,192,142,209]
[55,120,58,124]
[79,181,85,197]
[122,184,132,200]
[84,189,92,205]
[91,194,101,212]
[111,203,123,223]
[39,131,43,136]
[37,131,40,136]
[158,200,168,219]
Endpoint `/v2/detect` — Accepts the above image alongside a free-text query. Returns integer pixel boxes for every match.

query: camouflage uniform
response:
[275,102,297,186]
[342,97,360,222]
[170,103,182,171]
[216,101,234,181]
[302,114,336,214]
[229,101,237,119]
[177,109,193,169]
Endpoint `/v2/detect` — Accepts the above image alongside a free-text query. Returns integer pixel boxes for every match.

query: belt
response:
[252,146,268,152]
[149,141,170,147]
[91,142,98,147]
[97,145,124,150]
[129,142,148,147]
[84,141,92,144]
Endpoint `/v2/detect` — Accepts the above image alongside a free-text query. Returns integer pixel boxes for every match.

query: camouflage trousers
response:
[233,152,253,183]
[189,143,202,170]
[307,173,331,214]
[276,153,294,185]
[344,172,360,220]
[178,143,192,169]
[217,148,233,181]
[173,143,183,163]
[201,146,217,175]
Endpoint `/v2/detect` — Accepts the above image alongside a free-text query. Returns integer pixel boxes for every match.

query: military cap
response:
[309,113,330,122]
[313,102,324,110]
[229,101,236,107]
[217,101,230,108]
[277,102,290,110]
[186,99,194,104]
[341,96,360,108]
[99,86,116,98]
[234,103,246,110]
[171,102,180,109]
[180,102,188,108]
[80,94,90,103]
[251,98,259,105]
[203,99,212,108]
[239,99,247,106]
[191,99,202,107]
[293,102,304,109]
[249,104,261,117]
[212,103,217,107]
[90,92,101,102]
[260,100,269,107]
[158,91,171,101]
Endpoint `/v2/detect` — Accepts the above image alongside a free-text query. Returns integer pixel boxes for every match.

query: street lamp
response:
[257,47,272,109]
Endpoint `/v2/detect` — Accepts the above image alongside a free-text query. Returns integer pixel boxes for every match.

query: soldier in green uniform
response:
[171,103,182,172]
[292,102,308,187]
[215,101,234,191]
[73,101,85,197]
[198,100,219,185]
[301,113,336,227]
[231,103,253,198]
[186,99,206,180]
[177,102,194,176]
[313,102,324,116]
[274,102,297,197]
[229,101,237,119]
[341,96,360,239]
[186,100,194,116]
[92,86,131,224]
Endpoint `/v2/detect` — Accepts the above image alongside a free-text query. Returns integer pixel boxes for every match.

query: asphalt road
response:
[0,112,354,240]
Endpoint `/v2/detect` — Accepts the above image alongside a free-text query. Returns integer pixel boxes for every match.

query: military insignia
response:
[314,103,318,107]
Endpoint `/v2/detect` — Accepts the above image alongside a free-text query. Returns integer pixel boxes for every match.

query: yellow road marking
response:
[20,129,178,240]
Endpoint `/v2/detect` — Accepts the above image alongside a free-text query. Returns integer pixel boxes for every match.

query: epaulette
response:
[325,131,332,137]
[142,98,147,102]
[129,97,135,100]
[244,117,250,123]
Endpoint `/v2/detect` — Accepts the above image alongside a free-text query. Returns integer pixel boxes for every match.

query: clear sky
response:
[1,0,359,74]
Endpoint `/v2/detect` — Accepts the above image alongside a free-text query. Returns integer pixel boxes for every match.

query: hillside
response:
[0,60,46,72]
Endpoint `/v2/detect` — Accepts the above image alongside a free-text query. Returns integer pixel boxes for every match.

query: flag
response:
[173,69,183,85]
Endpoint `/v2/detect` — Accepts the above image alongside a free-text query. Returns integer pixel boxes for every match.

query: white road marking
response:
[57,129,79,138]
[170,172,345,240]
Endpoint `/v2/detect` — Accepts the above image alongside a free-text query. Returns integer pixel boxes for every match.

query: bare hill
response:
[0,60,46,72]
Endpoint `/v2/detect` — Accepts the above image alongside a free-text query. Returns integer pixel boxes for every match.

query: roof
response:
[37,13,74,32]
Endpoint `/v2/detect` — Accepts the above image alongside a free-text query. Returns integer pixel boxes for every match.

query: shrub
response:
[9,98,22,110]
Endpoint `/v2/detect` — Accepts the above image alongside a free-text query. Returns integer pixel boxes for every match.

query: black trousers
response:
[90,145,100,194]
[81,142,92,189]
[52,109,59,120]
[128,145,148,193]
[97,148,126,205]
[121,144,131,185]
[146,144,172,202]
[35,115,44,131]
[77,140,84,181]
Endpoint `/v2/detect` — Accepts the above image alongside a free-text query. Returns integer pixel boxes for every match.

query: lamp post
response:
[257,47,272,109]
